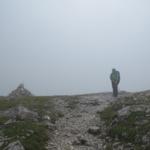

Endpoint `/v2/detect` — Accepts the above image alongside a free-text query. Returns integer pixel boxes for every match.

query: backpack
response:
[110,71,120,83]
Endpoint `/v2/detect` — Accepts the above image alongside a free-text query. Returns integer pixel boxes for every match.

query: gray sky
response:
[0,0,150,96]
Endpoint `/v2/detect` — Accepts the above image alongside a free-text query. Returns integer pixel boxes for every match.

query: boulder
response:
[117,106,130,117]
[117,105,147,118]
[3,106,39,121]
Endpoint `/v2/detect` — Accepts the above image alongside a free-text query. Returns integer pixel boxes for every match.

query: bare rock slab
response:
[3,106,39,121]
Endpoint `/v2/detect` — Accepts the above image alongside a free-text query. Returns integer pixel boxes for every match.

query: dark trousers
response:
[112,82,118,97]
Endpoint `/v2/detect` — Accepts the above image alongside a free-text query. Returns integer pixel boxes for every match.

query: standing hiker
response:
[110,69,120,97]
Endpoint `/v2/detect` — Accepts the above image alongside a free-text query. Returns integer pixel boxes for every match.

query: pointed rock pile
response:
[8,84,32,99]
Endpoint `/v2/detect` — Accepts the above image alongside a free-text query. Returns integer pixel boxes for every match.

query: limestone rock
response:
[117,106,130,117]
[117,105,147,118]
[3,106,39,121]
[88,126,101,135]
[43,115,51,121]
[4,119,16,125]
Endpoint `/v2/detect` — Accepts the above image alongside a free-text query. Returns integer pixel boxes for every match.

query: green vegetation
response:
[105,143,113,150]
[0,116,9,125]
[99,94,150,149]
[0,96,63,150]
[0,121,48,150]
[108,111,150,148]
[97,106,117,125]
[0,96,63,120]
[0,96,53,111]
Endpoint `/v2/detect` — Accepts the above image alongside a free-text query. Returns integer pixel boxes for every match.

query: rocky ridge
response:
[1,87,150,150]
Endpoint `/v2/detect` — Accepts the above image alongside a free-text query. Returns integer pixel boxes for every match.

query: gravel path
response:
[47,92,128,150]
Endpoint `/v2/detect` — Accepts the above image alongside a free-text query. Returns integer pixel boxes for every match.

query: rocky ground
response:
[97,91,150,150]
[1,85,150,150]
[47,92,129,150]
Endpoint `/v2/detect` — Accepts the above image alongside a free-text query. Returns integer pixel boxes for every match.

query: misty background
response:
[0,0,150,96]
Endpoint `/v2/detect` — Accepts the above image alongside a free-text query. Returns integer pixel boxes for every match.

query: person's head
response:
[112,68,116,73]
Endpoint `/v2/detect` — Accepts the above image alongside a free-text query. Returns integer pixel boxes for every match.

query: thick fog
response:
[0,0,150,96]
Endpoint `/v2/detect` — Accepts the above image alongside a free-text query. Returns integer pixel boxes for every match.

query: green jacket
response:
[110,70,120,84]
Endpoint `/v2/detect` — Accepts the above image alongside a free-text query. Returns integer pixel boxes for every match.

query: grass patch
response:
[1,121,48,150]
[109,111,149,144]
[0,116,9,125]
[99,94,150,149]
[98,106,117,125]
[0,96,62,149]
[105,143,113,150]
[0,96,52,111]
[0,96,63,121]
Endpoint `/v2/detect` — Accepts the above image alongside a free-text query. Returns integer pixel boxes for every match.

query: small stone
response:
[72,135,88,146]
[142,135,150,144]
[43,115,51,121]
[26,133,30,137]
[0,141,4,147]
[4,140,24,150]
[43,121,56,130]
[118,106,130,117]
[4,119,15,125]
[88,126,100,135]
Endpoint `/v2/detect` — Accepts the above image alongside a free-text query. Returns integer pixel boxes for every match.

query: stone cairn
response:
[8,84,33,99]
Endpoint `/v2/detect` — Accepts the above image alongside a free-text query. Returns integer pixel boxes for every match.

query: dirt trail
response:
[47,92,128,150]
